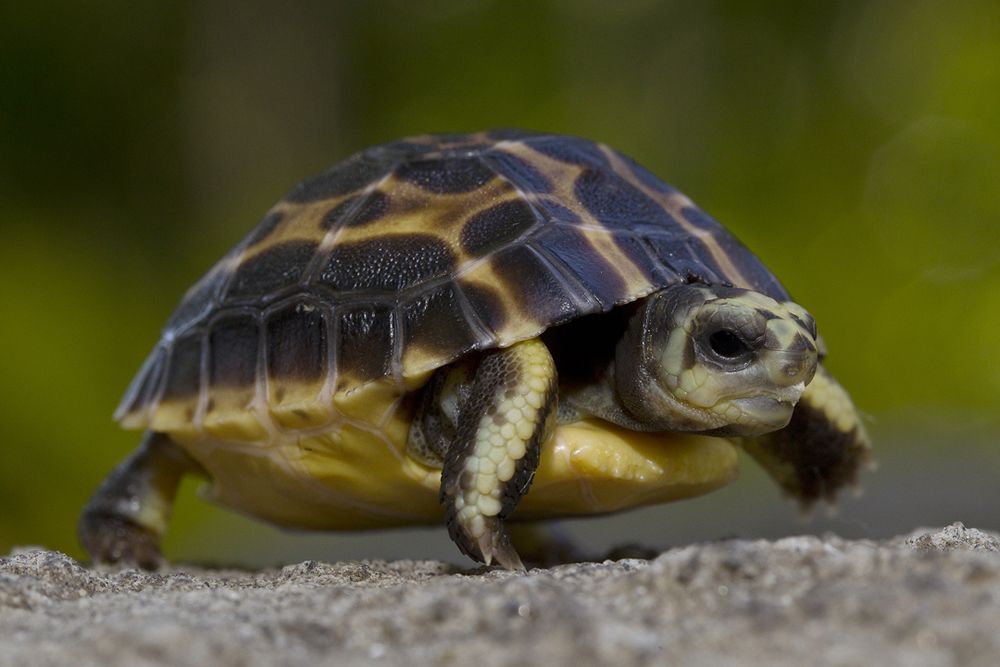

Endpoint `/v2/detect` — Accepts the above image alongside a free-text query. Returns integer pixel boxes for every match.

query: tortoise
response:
[79,130,870,570]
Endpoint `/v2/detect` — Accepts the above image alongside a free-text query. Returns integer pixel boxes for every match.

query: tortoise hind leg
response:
[432,338,558,570]
[741,365,872,507]
[78,431,203,568]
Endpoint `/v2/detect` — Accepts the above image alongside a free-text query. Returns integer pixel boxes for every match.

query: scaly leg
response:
[433,339,558,570]
[78,431,203,568]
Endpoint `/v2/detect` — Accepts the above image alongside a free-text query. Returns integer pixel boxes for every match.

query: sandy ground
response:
[2,523,998,666]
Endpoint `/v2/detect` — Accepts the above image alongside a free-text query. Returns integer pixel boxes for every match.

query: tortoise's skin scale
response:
[117,130,790,448]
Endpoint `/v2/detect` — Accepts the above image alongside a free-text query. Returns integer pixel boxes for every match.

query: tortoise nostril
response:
[777,355,817,385]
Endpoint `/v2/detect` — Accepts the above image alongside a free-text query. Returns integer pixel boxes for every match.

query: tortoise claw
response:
[476,520,525,571]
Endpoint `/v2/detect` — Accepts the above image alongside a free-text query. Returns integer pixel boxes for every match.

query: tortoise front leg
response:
[78,431,203,568]
[741,365,872,507]
[439,338,558,570]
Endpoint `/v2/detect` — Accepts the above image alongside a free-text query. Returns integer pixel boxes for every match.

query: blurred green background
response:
[1,0,997,566]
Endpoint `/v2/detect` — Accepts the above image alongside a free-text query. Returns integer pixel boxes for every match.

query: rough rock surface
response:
[2,523,998,666]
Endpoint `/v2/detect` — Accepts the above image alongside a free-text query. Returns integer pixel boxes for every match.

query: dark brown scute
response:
[490,245,583,325]
[209,313,260,387]
[533,227,626,308]
[458,282,508,335]
[228,240,319,299]
[573,167,676,229]
[460,200,540,258]
[266,302,328,383]
[336,304,395,382]
[401,283,482,359]
[395,157,496,194]
[317,234,456,293]
[161,334,202,400]
[284,155,393,203]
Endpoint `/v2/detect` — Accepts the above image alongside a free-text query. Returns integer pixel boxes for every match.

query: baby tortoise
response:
[80,130,870,570]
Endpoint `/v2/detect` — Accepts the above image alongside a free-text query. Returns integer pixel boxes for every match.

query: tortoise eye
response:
[708,330,749,359]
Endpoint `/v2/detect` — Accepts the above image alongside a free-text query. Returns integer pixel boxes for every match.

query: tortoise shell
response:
[116,130,789,442]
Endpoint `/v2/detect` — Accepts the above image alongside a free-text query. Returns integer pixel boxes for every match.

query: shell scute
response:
[401,282,483,373]
[395,156,496,194]
[573,166,675,228]
[265,301,329,385]
[459,199,540,258]
[161,334,203,402]
[208,313,260,389]
[334,303,396,385]
[317,234,457,294]
[228,240,318,300]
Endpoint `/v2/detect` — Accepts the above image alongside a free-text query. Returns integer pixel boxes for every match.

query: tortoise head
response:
[616,284,819,436]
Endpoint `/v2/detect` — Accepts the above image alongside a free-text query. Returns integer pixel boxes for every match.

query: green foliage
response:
[1,0,997,557]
